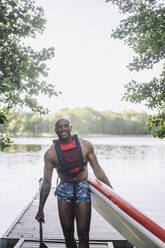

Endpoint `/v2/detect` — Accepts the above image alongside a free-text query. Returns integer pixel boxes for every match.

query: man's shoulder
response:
[44,145,56,161]
[79,137,93,151]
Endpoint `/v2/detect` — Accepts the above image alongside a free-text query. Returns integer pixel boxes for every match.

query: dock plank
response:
[14,239,111,248]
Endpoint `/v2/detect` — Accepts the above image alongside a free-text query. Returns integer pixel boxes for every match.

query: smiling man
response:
[35,118,112,248]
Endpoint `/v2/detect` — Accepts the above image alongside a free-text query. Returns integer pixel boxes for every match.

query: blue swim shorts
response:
[54,180,91,203]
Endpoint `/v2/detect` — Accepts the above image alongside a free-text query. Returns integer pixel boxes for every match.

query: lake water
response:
[0,136,165,237]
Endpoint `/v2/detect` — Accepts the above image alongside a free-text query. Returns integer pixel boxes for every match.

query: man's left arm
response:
[85,141,113,188]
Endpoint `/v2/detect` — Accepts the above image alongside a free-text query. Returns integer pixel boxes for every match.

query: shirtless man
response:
[35,118,112,248]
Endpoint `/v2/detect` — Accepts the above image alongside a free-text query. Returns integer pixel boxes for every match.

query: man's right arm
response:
[85,140,113,188]
[35,151,54,222]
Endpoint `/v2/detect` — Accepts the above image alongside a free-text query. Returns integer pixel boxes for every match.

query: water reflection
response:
[94,144,143,159]
[94,144,165,161]
[2,143,165,162]
[4,144,42,153]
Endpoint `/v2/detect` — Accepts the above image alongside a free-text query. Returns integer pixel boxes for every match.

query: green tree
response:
[0,0,59,150]
[106,0,165,138]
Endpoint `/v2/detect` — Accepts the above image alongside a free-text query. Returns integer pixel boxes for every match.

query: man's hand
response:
[35,210,45,223]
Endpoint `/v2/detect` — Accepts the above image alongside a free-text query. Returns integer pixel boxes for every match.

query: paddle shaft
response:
[40,221,43,243]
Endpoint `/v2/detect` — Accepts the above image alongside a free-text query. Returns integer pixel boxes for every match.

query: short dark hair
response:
[55,118,71,128]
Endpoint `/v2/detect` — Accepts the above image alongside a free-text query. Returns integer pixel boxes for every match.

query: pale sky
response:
[28,0,161,114]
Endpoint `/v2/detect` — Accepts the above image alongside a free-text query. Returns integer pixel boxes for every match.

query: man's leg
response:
[58,202,77,248]
[75,201,91,248]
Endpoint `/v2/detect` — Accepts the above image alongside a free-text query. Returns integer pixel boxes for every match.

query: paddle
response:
[38,178,48,248]
[39,221,48,248]
[40,221,48,248]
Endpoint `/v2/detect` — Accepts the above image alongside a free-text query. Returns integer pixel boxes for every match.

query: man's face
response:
[55,119,72,141]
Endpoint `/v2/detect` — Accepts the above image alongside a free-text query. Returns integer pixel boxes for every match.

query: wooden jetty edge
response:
[0,186,132,248]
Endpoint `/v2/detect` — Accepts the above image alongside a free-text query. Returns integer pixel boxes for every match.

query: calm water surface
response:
[0,136,165,237]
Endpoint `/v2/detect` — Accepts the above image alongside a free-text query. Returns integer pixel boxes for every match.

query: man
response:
[36,118,112,248]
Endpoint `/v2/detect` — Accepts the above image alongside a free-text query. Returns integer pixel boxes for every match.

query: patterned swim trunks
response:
[55,180,91,203]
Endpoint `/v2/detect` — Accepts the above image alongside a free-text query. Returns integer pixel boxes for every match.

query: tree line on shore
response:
[1,108,150,137]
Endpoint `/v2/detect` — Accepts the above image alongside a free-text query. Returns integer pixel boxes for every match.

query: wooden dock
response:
[1,188,133,248]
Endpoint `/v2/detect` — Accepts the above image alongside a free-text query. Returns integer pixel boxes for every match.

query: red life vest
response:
[53,135,87,176]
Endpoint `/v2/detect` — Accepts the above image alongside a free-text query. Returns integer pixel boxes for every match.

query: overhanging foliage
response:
[0,0,59,150]
[107,0,165,138]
